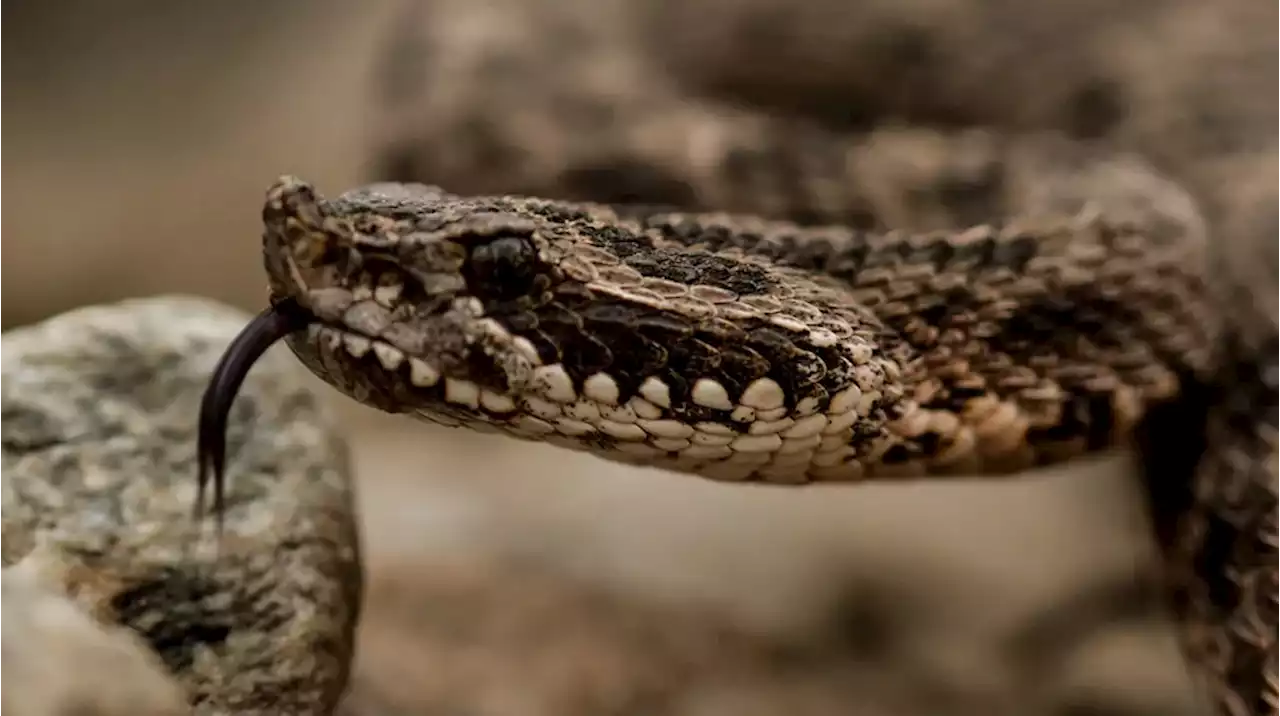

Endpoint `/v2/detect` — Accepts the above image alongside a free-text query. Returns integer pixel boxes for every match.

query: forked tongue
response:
[195,298,310,535]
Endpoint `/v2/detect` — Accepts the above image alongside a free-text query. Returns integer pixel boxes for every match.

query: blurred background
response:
[8,1,1270,714]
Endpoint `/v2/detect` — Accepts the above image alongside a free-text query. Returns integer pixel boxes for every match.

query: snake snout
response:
[261,176,358,307]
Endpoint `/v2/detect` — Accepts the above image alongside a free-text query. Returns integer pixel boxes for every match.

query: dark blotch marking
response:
[580,432,621,454]
[797,228,1043,290]
[940,233,1041,274]
[743,324,832,407]
[881,443,914,464]
[666,337,722,384]
[811,345,856,395]
[716,146,783,207]
[522,201,594,224]
[532,300,614,389]
[907,277,1173,458]
[1026,391,1117,450]
[775,235,841,274]
[923,158,1006,229]
[1067,78,1125,139]
[987,284,1161,451]
[328,188,444,224]
[911,292,970,334]
[111,568,233,672]
[916,431,943,455]
[1195,512,1244,610]
[494,310,564,369]
[698,7,884,130]
[1140,338,1276,626]
[717,133,874,228]
[589,222,778,296]
[463,349,520,394]
[635,252,774,293]
[713,345,771,396]
[374,146,423,185]
[370,121,527,197]
[579,302,672,399]
[522,328,562,365]
[559,157,699,208]
[821,580,910,663]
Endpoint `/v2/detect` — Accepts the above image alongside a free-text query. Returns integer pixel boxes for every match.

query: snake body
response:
[227,153,1274,714]
[262,167,1212,481]
[196,2,1276,713]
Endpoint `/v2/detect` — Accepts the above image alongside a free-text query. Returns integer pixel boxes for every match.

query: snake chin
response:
[278,293,538,416]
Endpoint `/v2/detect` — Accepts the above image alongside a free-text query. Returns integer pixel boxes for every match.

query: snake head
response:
[260,176,564,413]
[252,176,907,485]
[197,177,571,526]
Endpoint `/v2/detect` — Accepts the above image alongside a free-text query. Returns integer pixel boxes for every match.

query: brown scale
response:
[606,206,1198,471]
[369,3,1062,236]
[1160,337,1278,716]
[810,233,1158,468]
[354,4,1273,712]
[231,170,1241,708]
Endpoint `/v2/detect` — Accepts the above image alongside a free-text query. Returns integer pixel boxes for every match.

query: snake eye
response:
[468,236,536,301]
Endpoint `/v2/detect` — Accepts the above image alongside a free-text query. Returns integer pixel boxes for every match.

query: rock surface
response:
[1,296,363,715]
[2,549,191,716]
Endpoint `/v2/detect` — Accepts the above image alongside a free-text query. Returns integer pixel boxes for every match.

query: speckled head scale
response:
[259,176,561,410]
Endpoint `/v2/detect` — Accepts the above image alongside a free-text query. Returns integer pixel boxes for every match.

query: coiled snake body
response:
[199,163,1275,715]
[197,5,1277,714]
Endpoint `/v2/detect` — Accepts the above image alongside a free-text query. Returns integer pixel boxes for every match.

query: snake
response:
[194,6,1276,715]
[195,158,1275,714]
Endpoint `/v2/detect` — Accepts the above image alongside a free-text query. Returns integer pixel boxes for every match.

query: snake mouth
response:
[196,293,539,527]
[195,298,312,528]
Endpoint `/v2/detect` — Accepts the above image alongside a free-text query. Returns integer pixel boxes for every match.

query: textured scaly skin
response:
[348,1,1277,713]
[259,151,1213,482]
[250,138,1271,714]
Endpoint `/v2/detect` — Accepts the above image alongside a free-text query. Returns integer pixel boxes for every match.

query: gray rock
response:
[2,548,191,716]
[1,296,363,715]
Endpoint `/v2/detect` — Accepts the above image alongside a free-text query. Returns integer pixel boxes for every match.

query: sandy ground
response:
[2,2,1208,714]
